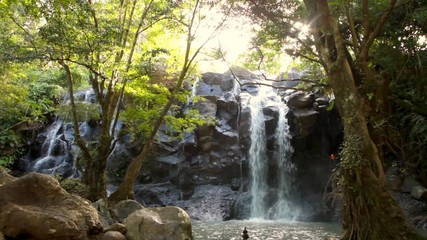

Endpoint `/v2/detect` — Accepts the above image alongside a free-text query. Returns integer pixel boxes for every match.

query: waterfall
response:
[248,96,268,218]
[268,97,296,219]
[84,90,92,102]
[247,83,296,220]
[192,77,200,97]
[45,121,63,156]
[32,120,70,174]
[29,89,98,177]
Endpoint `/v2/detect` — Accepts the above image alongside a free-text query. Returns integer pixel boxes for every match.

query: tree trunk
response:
[329,65,416,239]
[108,99,174,201]
[108,0,205,202]
[61,61,109,201]
[84,156,107,201]
[303,0,425,239]
[84,134,111,201]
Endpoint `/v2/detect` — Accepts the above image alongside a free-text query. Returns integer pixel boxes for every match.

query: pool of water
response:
[192,220,341,240]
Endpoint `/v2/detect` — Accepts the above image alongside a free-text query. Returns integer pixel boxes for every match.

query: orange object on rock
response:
[330,154,335,161]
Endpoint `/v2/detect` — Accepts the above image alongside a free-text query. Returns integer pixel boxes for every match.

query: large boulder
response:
[217,92,239,125]
[0,173,102,240]
[113,200,144,222]
[98,231,126,240]
[287,91,314,109]
[291,109,319,137]
[202,72,234,91]
[93,198,115,228]
[224,66,258,81]
[411,186,427,201]
[275,70,301,88]
[0,167,15,185]
[123,206,192,240]
[195,73,234,97]
[402,176,422,193]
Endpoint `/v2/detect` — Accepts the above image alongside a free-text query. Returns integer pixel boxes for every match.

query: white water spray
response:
[248,96,268,218]
[46,121,63,155]
[269,96,296,219]
[247,82,296,219]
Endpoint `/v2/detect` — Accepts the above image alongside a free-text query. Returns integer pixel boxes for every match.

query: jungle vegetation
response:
[1,0,427,239]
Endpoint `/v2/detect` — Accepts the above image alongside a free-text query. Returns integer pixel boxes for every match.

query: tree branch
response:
[360,0,397,60]
[344,0,360,50]
[362,0,370,39]
[59,60,92,162]
[9,17,39,55]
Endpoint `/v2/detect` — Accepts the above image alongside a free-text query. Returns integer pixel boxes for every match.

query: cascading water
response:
[31,119,74,176]
[268,96,297,219]
[247,83,296,220]
[191,77,200,97]
[28,89,99,177]
[248,96,269,218]
[45,120,64,156]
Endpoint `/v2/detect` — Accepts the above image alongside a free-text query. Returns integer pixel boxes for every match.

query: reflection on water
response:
[193,220,341,240]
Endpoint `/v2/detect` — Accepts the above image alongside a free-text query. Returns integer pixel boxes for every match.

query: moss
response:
[340,134,364,170]
[59,177,90,199]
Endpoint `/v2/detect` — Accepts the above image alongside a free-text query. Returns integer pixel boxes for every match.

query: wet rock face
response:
[25,69,343,223]
[394,192,427,230]
[134,183,238,221]
[195,73,234,96]
[178,185,238,221]
[232,192,251,220]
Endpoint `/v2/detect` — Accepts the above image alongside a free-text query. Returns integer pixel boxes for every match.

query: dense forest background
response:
[1,0,427,239]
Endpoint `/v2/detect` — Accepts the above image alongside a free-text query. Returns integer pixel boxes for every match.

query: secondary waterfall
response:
[31,119,75,176]
[248,87,296,219]
[248,96,269,218]
[28,89,98,177]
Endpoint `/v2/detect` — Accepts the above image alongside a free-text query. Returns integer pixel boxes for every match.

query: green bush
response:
[57,177,90,199]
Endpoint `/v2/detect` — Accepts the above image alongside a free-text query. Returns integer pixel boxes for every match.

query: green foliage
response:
[1,0,233,200]
[121,78,170,140]
[327,99,335,111]
[54,176,90,199]
[402,114,427,143]
[164,109,216,138]
[56,103,100,123]
[0,155,15,168]
[0,65,67,128]
[0,64,68,169]
[240,46,281,74]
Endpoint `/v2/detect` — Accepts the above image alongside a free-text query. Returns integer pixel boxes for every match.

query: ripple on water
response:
[192,220,341,240]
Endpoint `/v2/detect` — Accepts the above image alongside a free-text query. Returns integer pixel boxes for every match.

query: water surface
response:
[193,220,341,240]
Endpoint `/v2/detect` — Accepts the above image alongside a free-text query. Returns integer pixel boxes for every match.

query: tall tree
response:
[1,0,174,200]
[244,0,427,238]
[109,0,231,201]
